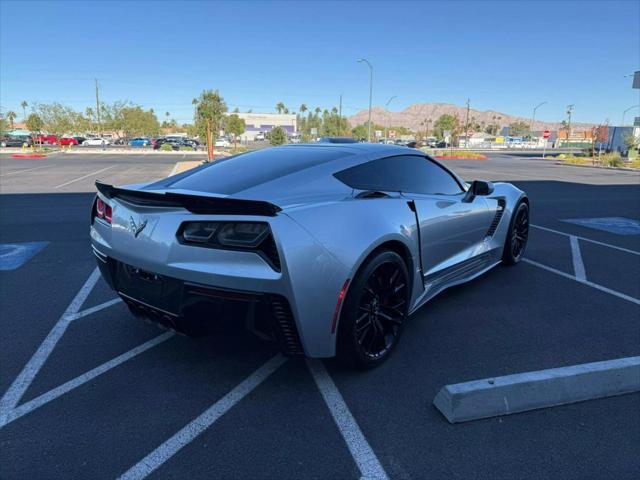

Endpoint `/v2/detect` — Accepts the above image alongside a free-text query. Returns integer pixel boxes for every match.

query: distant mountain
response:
[347,103,592,133]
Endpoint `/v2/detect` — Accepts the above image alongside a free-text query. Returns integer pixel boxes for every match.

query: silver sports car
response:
[90,143,529,368]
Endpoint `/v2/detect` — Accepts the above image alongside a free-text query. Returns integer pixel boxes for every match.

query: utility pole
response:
[464,98,470,149]
[95,78,101,136]
[384,95,397,142]
[338,94,343,135]
[566,104,574,149]
[358,58,373,142]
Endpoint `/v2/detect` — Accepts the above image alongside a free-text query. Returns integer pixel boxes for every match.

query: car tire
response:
[502,200,529,265]
[337,250,410,369]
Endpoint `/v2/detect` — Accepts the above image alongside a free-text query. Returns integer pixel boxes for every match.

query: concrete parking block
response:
[434,356,640,423]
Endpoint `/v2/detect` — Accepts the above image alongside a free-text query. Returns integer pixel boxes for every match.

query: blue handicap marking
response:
[562,217,640,236]
[0,241,49,271]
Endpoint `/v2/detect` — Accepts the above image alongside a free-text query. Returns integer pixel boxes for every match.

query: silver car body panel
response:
[90,144,526,357]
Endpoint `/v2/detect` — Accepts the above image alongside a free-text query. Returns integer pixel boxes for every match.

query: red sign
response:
[543,130,550,139]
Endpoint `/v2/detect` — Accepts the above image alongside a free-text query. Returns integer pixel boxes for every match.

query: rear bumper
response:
[95,252,304,356]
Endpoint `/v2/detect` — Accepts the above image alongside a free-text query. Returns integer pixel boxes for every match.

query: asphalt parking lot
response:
[0,151,639,479]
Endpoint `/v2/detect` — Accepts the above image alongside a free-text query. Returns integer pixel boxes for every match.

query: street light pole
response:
[384,95,397,142]
[530,101,547,136]
[566,104,574,148]
[622,105,639,126]
[358,58,373,142]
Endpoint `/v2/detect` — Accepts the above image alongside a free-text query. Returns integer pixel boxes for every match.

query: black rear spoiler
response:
[95,181,281,216]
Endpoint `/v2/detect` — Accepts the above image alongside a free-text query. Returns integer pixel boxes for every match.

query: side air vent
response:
[355,190,390,199]
[486,199,506,237]
[270,295,304,356]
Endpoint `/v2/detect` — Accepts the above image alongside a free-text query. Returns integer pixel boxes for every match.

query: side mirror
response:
[463,180,494,202]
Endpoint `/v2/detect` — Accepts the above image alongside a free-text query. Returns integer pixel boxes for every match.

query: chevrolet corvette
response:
[90,143,529,368]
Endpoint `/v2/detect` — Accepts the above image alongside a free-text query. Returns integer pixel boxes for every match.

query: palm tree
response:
[314,107,321,115]
[331,106,338,115]
[20,101,28,120]
[276,102,286,114]
[6,111,17,129]
[299,104,307,114]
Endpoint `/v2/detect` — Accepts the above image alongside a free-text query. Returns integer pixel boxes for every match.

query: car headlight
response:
[177,221,280,270]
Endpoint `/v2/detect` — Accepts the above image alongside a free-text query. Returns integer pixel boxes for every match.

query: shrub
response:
[628,159,640,169]
[160,143,173,151]
[269,127,288,146]
[562,155,590,165]
[599,152,623,168]
[179,145,194,151]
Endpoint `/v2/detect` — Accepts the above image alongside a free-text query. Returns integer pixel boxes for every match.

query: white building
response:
[232,113,297,141]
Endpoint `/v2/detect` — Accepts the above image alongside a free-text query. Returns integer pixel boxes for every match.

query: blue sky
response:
[1,0,638,125]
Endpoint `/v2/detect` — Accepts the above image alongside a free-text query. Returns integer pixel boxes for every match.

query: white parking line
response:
[0,164,54,177]
[69,298,122,321]
[118,354,287,480]
[569,236,587,281]
[0,332,174,428]
[523,258,640,306]
[306,359,389,480]
[53,165,116,189]
[531,224,640,256]
[0,268,100,415]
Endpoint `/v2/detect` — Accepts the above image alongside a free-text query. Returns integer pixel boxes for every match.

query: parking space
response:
[1,152,639,479]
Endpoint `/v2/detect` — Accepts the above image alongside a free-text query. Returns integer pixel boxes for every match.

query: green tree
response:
[20,100,28,121]
[351,123,369,140]
[0,114,8,134]
[276,102,286,114]
[33,102,77,138]
[119,106,160,137]
[225,113,246,148]
[508,121,530,137]
[26,113,44,146]
[6,111,17,129]
[433,114,458,140]
[269,126,287,146]
[193,89,227,160]
[299,104,307,114]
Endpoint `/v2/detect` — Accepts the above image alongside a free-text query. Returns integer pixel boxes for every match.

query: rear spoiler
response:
[95,181,281,216]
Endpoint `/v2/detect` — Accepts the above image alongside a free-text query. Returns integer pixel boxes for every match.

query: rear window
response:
[160,147,351,195]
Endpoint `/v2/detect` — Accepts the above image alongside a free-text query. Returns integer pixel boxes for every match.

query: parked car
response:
[318,137,358,144]
[73,136,87,145]
[214,138,230,148]
[82,137,111,146]
[0,135,33,147]
[153,138,176,150]
[254,132,265,141]
[436,141,450,148]
[34,134,58,145]
[59,137,79,146]
[179,139,199,150]
[91,143,529,367]
[129,138,151,147]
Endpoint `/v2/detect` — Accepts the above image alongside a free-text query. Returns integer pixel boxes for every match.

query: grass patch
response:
[560,152,627,168]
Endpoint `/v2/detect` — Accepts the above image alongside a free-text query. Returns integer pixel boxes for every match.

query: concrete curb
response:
[433,356,640,423]
[58,149,206,155]
[555,162,640,172]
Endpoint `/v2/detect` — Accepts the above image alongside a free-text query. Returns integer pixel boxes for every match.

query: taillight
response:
[95,197,112,224]
[177,221,280,271]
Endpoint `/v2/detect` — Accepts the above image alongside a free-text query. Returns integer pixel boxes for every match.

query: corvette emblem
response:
[129,216,148,238]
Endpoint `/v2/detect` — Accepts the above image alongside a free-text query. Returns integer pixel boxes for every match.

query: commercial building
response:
[233,113,297,141]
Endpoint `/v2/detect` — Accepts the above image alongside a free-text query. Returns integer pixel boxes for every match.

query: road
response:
[0,151,638,479]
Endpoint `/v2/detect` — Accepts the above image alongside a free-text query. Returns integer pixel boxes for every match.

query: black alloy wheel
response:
[503,201,529,264]
[338,250,409,368]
